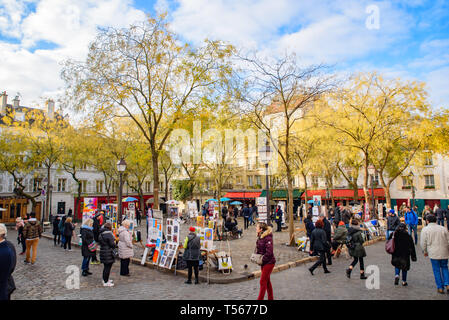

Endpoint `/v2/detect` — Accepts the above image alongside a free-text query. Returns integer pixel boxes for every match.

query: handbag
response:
[88,240,98,252]
[250,247,263,266]
[385,233,395,254]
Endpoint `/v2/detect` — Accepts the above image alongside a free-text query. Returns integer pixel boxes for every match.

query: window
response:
[80,180,87,193]
[401,176,411,189]
[424,153,433,166]
[248,176,253,187]
[111,182,117,193]
[256,175,261,186]
[80,162,88,170]
[236,176,242,184]
[145,181,152,193]
[311,176,319,186]
[96,180,103,193]
[57,178,67,192]
[424,175,435,188]
[373,173,380,186]
[33,178,42,192]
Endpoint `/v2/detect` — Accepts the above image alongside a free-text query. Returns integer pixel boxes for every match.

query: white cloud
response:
[0,0,146,107]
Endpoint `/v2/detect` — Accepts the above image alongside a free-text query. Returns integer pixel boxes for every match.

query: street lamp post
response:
[259,140,272,224]
[368,165,376,219]
[408,171,415,209]
[117,158,127,224]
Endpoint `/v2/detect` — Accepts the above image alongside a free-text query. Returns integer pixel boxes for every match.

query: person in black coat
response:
[0,224,16,301]
[386,209,400,240]
[98,223,116,286]
[319,213,333,265]
[80,219,96,276]
[274,205,283,232]
[304,214,315,239]
[63,217,76,251]
[221,205,229,226]
[388,223,417,286]
[308,219,331,275]
[225,217,242,237]
[243,205,251,230]
[91,214,102,264]
[233,206,239,219]
[52,216,61,246]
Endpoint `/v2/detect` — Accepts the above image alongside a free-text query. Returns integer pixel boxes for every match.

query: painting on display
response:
[202,227,214,251]
[196,216,205,228]
[166,218,180,244]
[159,243,179,269]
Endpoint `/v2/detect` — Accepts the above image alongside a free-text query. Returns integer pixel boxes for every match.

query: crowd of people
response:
[2,200,449,300]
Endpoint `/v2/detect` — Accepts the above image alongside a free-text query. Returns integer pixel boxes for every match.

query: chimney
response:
[47,99,55,120]
[1,91,7,114]
[13,95,20,108]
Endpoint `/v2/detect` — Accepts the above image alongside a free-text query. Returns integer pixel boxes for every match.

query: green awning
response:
[260,189,303,199]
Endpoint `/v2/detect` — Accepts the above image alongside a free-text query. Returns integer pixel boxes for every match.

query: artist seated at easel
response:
[331,221,348,257]
[225,217,242,238]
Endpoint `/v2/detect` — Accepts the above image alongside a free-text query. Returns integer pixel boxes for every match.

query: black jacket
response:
[80,227,96,258]
[436,208,445,220]
[389,230,416,271]
[225,219,238,232]
[334,207,341,223]
[63,222,75,237]
[323,218,332,242]
[304,217,315,238]
[183,233,201,261]
[99,228,116,265]
[243,207,251,218]
[221,207,228,219]
[387,215,400,231]
[52,218,60,236]
[93,216,101,241]
[310,228,328,252]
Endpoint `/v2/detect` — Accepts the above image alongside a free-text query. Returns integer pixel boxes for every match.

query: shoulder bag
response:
[385,233,395,254]
[250,247,263,265]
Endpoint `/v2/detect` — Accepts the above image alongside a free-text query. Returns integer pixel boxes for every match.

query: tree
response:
[238,53,333,245]
[62,13,235,210]
[0,128,41,210]
[318,72,434,213]
[24,109,65,220]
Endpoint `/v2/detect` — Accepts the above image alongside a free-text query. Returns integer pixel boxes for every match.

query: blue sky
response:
[0,0,448,109]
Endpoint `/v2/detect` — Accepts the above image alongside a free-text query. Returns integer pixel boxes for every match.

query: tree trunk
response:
[45,166,51,221]
[287,169,295,246]
[152,152,160,209]
[302,172,308,216]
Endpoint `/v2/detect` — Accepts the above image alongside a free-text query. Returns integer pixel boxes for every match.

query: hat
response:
[389,209,395,214]
[338,221,345,226]
[189,226,196,232]
[337,202,341,206]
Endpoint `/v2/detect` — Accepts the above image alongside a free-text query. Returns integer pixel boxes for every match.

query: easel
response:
[201,249,217,284]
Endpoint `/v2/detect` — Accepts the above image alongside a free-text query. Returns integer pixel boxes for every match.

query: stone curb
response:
[41,233,385,284]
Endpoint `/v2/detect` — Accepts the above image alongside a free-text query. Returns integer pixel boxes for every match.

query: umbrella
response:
[122,197,139,202]
[146,197,165,204]
[307,200,314,204]
[230,201,242,205]
[220,197,231,202]
[207,199,218,202]
[166,200,178,205]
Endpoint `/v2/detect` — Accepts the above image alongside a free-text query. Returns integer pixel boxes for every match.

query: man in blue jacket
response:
[243,205,251,230]
[405,206,419,245]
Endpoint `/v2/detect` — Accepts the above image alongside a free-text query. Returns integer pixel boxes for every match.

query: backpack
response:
[346,233,356,250]
[58,219,65,233]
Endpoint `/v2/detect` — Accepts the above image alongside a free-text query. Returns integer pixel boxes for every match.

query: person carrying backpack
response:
[405,207,418,245]
[345,219,367,280]
[59,216,66,248]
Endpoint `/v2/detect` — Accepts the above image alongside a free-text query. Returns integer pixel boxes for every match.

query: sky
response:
[0,0,448,112]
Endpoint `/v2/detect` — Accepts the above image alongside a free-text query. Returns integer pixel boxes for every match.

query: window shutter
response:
[417,176,425,190]
[434,175,440,190]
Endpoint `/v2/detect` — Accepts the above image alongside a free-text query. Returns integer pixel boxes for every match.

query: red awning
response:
[301,190,326,199]
[301,189,385,199]
[223,192,262,199]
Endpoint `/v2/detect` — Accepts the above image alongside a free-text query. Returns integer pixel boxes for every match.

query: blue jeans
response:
[407,224,418,244]
[430,259,449,289]
[82,256,91,271]
[395,268,407,281]
[437,219,445,227]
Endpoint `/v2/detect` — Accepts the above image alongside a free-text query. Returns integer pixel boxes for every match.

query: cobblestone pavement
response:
[7,227,449,300]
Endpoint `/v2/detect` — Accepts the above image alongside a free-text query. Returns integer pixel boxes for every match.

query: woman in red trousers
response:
[256,222,276,300]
